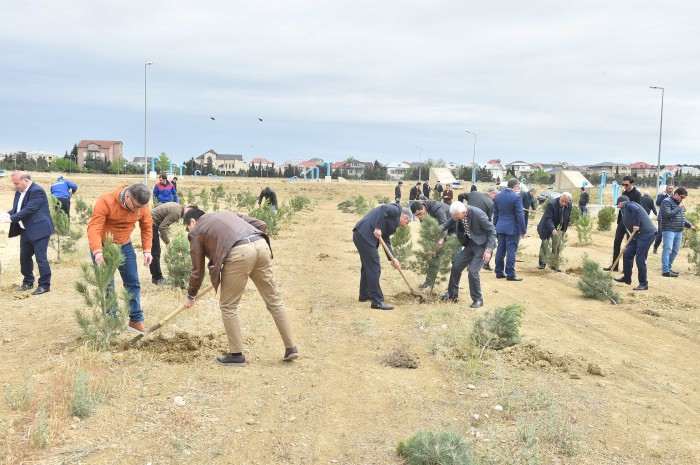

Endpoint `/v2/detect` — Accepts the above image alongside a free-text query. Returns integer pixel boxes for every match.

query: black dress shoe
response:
[670,270,679,276]
[495,274,506,279]
[359,296,371,302]
[661,272,677,278]
[537,264,546,270]
[31,286,50,296]
[613,276,631,285]
[507,276,523,282]
[371,302,395,310]
[633,284,648,291]
[439,293,458,303]
[469,300,483,309]
[482,264,493,271]
[18,283,34,291]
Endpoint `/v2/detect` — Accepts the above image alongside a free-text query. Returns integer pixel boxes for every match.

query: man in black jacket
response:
[578,187,589,214]
[258,187,278,211]
[439,201,496,308]
[536,193,572,270]
[394,181,403,204]
[640,191,657,216]
[409,182,421,201]
[653,184,674,254]
[604,176,642,271]
[422,181,431,199]
[520,187,537,229]
[410,200,451,289]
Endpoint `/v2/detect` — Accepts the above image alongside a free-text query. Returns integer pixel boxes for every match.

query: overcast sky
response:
[2,0,699,167]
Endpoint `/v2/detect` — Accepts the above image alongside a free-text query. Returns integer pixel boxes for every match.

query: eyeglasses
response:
[125,194,145,212]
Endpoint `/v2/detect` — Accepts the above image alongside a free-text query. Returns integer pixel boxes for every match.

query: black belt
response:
[233,234,264,248]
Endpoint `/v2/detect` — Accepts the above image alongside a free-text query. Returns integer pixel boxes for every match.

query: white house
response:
[386,162,411,180]
[505,160,534,178]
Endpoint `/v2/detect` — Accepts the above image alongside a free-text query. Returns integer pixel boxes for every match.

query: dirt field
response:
[1,173,699,464]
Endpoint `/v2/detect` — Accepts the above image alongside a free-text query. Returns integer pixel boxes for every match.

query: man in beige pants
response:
[181,206,298,366]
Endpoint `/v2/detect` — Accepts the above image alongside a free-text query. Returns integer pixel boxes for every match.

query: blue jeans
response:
[91,243,143,322]
[661,230,683,273]
[579,205,587,215]
[622,230,655,286]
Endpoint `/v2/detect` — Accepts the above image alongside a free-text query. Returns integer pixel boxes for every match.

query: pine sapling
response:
[163,232,192,288]
[575,213,593,245]
[578,254,620,304]
[74,236,132,350]
[74,196,93,224]
[390,222,412,263]
[545,228,567,271]
[411,216,460,296]
[48,195,82,262]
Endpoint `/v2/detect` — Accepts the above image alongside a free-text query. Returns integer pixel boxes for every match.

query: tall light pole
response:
[412,145,423,181]
[144,61,153,185]
[650,86,664,198]
[465,130,477,183]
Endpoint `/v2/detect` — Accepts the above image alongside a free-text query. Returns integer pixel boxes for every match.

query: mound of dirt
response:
[122,332,224,363]
[501,341,589,377]
[379,345,419,368]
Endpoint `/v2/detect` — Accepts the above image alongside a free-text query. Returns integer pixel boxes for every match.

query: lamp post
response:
[465,130,477,183]
[649,86,664,198]
[144,61,153,185]
[412,145,423,181]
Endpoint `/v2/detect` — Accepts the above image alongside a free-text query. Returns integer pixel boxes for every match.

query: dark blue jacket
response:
[537,197,572,240]
[621,201,656,236]
[493,189,526,235]
[521,191,536,211]
[640,194,657,216]
[353,204,404,259]
[153,182,179,204]
[50,178,78,199]
[8,182,54,241]
[659,196,694,232]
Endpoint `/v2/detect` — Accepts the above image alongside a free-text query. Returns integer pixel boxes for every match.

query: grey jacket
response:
[151,202,184,245]
[443,205,497,250]
[659,197,694,232]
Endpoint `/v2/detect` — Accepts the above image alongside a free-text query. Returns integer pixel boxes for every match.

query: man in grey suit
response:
[467,186,496,270]
[440,201,496,308]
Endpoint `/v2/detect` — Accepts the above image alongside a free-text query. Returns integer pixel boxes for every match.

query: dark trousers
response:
[622,230,655,286]
[57,197,71,220]
[148,225,163,282]
[447,241,485,302]
[20,233,51,288]
[494,233,520,278]
[523,211,530,229]
[579,205,587,215]
[353,232,384,304]
[611,221,629,269]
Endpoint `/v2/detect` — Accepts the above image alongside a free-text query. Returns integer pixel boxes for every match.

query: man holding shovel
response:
[352,204,412,310]
[613,195,656,291]
[181,207,298,366]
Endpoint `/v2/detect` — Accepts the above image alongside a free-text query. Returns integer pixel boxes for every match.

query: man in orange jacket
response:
[87,184,153,334]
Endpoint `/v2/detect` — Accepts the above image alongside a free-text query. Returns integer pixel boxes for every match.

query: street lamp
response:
[649,86,664,198]
[465,130,477,183]
[412,145,423,181]
[144,61,153,185]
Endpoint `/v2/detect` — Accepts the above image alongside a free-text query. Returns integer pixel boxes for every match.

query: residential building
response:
[505,160,534,178]
[484,159,505,181]
[585,162,631,176]
[195,149,248,174]
[76,140,123,167]
[629,162,656,177]
[24,150,56,163]
[131,156,152,167]
[344,159,371,177]
[386,162,411,180]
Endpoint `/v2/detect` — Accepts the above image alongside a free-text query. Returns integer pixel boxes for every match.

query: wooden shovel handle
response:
[609,230,637,272]
[377,236,418,295]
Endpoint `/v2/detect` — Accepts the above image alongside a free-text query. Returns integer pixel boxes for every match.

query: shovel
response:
[608,230,637,273]
[378,236,425,303]
[129,284,215,345]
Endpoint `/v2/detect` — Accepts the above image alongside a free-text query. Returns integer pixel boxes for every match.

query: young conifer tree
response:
[390,222,412,264]
[74,236,132,350]
[545,228,568,271]
[575,213,593,245]
[578,254,620,304]
[164,231,193,288]
[48,195,82,262]
[411,216,460,296]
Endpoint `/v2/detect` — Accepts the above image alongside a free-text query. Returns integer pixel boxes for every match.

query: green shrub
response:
[597,206,616,231]
[337,200,354,213]
[163,232,192,288]
[376,196,390,204]
[31,405,51,449]
[354,195,374,216]
[75,237,132,350]
[74,196,93,224]
[48,195,83,262]
[575,213,593,245]
[686,230,700,276]
[70,369,104,419]
[4,373,32,410]
[249,205,281,235]
[210,184,226,212]
[236,191,258,211]
[390,222,412,263]
[578,254,620,304]
[569,205,581,225]
[288,195,311,212]
[198,188,210,211]
[470,304,525,357]
[544,230,567,272]
[396,430,479,465]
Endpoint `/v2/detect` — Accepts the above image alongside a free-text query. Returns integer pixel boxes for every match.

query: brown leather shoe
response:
[127,321,146,335]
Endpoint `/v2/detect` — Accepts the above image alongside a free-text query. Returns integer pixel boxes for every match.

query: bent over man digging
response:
[181,207,298,366]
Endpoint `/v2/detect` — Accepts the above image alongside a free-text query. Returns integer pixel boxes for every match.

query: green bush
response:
[288,195,311,212]
[74,196,93,224]
[163,232,192,288]
[249,205,281,235]
[70,369,104,419]
[470,304,525,356]
[575,213,593,245]
[389,222,412,263]
[544,230,567,272]
[75,237,132,350]
[686,230,700,276]
[569,205,581,225]
[354,195,374,216]
[396,430,479,465]
[597,206,616,231]
[578,254,620,304]
[236,191,258,211]
[31,405,50,449]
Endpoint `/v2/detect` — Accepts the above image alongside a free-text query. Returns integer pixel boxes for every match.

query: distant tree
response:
[157,152,170,174]
[205,156,214,175]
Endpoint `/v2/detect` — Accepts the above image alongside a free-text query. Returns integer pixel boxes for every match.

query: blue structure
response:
[193,169,201,180]
[169,163,185,176]
[471,167,479,183]
[288,176,299,182]
[151,158,157,173]
[317,161,332,177]
[611,181,620,205]
[598,172,608,204]
[296,166,320,183]
[207,173,222,181]
[661,170,673,187]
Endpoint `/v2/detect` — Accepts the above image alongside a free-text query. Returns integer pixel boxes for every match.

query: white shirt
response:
[16,180,33,229]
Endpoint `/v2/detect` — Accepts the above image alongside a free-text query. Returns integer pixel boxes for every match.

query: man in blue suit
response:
[1,172,54,295]
[492,178,526,281]
[352,204,411,310]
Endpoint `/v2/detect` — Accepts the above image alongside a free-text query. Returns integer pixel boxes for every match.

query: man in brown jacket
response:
[181,207,298,366]
[149,202,187,285]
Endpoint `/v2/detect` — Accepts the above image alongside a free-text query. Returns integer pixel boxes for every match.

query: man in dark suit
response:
[1,172,54,295]
[468,186,497,270]
[640,191,657,216]
[604,176,642,271]
[394,181,403,203]
[422,181,431,199]
[440,201,496,308]
[409,182,421,201]
[352,204,411,310]
[492,178,526,281]
[410,200,451,289]
[536,193,572,270]
[520,187,537,229]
